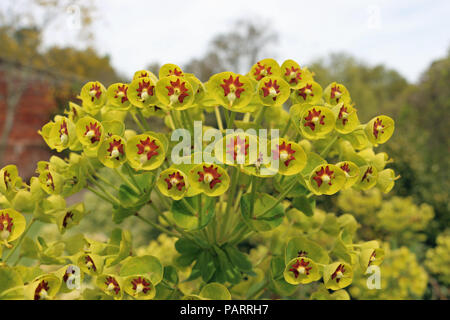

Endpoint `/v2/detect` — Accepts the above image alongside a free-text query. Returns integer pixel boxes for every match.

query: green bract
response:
[106,83,131,110]
[207,71,254,111]
[290,80,323,104]
[125,134,166,171]
[323,82,351,105]
[365,115,395,145]
[249,58,281,81]
[75,116,104,149]
[308,164,346,195]
[269,138,307,176]
[323,262,353,290]
[0,208,26,243]
[281,59,313,88]
[156,75,195,110]
[80,81,107,111]
[157,168,188,200]
[128,77,158,108]
[188,163,230,197]
[98,135,127,168]
[257,76,290,107]
[284,257,320,285]
[299,105,336,139]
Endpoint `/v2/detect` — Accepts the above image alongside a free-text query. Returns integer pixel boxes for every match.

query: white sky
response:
[42,0,450,83]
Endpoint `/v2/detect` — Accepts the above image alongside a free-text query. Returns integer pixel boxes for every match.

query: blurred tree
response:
[184,19,278,81]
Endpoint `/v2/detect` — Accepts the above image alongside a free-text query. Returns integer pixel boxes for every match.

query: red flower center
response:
[198,165,222,189]
[330,85,342,102]
[136,79,154,101]
[46,172,55,190]
[304,108,325,131]
[226,136,249,161]
[131,277,151,294]
[289,259,312,278]
[340,163,350,173]
[166,78,189,103]
[361,166,373,183]
[107,139,124,160]
[164,171,186,191]
[136,137,159,161]
[338,105,349,125]
[84,122,102,144]
[89,83,102,102]
[0,212,13,233]
[261,79,281,101]
[168,68,183,76]
[272,141,296,167]
[284,66,302,84]
[59,121,68,139]
[373,118,385,138]
[220,75,245,99]
[34,280,50,300]
[85,255,97,272]
[368,251,377,266]
[3,170,11,189]
[114,84,128,104]
[331,264,345,283]
[62,211,74,228]
[254,62,272,80]
[105,276,121,295]
[313,166,334,188]
[297,83,314,101]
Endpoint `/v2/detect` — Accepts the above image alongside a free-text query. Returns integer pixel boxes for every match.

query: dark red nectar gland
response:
[62,211,74,228]
[0,212,13,240]
[131,277,151,294]
[137,79,154,102]
[331,264,345,283]
[273,141,296,167]
[107,139,124,160]
[313,166,334,188]
[226,136,249,161]
[105,276,121,295]
[361,166,374,183]
[338,105,349,125]
[165,172,186,191]
[136,137,159,163]
[261,79,281,101]
[330,85,342,102]
[198,165,222,189]
[297,84,314,100]
[84,122,102,144]
[114,84,128,104]
[373,118,385,139]
[284,66,302,84]
[304,108,325,131]
[254,62,272,80]
[89,83,102,102]
[166,78,189,104]
[34,280,50,300]
[85,255,97,272]
[220,75,245,105]
[289,259,312,278]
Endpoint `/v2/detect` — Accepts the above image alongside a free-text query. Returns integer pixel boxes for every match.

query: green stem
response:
[258,178,297,217]
[214,106,224,131]
[131,112,146,132]
[124,163,143,193]
[135,213,180,238]
[249,175,259,216]
[320,135,338,158]
[4,219,36,264]
[86,186,119,206]
[181,198,197,216]
[136,109,151,131]
[227,111,237,129]
[221,167,240,242]
[280,118,292,138]
[87,176,121,205]
[254,107,266,129]
[114,167,140,194]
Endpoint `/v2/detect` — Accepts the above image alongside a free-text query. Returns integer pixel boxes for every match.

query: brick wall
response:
[0,69,57,179]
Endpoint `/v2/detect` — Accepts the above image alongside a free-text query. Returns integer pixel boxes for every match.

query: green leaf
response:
[240,192,284,232]
[199,283,231,300]
[292,196,315,217]
[171,196,215,231]
[224,245,253,273]
[120,255,163,285]
[0,266,24,300]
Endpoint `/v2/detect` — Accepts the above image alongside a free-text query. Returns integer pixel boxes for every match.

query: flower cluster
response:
[0,58,397,300]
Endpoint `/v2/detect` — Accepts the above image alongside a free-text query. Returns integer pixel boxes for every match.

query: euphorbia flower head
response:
[75,116,104,149]
[258,76,290,106]
[189,163,230,197]
[360,248,385,272]
[335,161,360,188]
[107,83,131,110]
[98,135,127,168]
[159,63,184,78]
[157,168,188,200]
[332,102,359,134]
[365,115,395,145]
[270,138,307,176]
[123,275,155,300]
[284,257,320,285]
[97,274,123,300]
[292,80,323,104]
[324,262,353,290]
[249,58,281,81]
[0,165,22,199]
[27,274,61,301]
[80,81,107,111]
[126,134,166,171]
[128,77,158,108]
[300,106,335,139]
[208,72,253,110]
[309,164,346,195]
[156,75,194,110]
[281,59,314,88]
[78,253,104,276]
[0,208,25,245]
[324,82,351,105]
[215,132,258,166]
[356,165,378,190]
